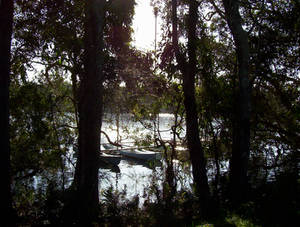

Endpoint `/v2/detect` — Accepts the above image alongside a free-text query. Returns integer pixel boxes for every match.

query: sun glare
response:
[132,0,161,51]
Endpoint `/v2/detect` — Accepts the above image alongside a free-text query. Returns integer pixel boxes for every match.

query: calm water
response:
[101,113,185,145]
[99,113,191,204]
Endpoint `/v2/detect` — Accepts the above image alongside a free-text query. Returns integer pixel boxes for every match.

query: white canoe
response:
[117,149,162,161]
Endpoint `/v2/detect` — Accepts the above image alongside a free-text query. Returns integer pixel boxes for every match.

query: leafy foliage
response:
[6,0,300,226]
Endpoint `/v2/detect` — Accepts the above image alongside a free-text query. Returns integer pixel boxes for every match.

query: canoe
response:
[100,153,121,165]
[117,149,162,161]
[99,153,121,173]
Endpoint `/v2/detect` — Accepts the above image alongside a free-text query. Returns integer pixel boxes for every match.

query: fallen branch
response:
[101,130,122,147]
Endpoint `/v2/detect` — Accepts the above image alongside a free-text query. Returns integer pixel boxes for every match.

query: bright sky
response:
[132,0,161,51]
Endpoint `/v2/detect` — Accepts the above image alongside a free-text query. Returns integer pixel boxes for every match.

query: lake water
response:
[99,113,191,204]
[101,113,185,145]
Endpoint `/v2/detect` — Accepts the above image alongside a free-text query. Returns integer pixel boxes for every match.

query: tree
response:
[8,0,135,223]
[73,0,105,224]
[3,0,298,224]
[171,0,212,216]
[222,0,251,206]
[0,0,14,226]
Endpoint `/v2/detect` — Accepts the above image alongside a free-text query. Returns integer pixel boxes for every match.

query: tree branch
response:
[101,130,122,147]
[208,0,226,20]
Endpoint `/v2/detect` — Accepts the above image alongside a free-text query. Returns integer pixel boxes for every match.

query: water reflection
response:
[99,158,162,204]
[98,156,195,206]
[99,113,189,204]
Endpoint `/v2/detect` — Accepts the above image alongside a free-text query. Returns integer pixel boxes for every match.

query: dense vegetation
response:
[0,0,299,226]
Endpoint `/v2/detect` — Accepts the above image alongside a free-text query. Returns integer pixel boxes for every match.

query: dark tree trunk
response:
[0,0,14,226]
[74,0,105,224]
[222,0,251,206]
[210,122,221,206]
[172,0,211,217]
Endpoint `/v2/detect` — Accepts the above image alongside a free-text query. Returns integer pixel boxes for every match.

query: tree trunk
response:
[172,0,211,217]
[0,0,14,226]
[222,0,251,206]
[74,0,105,224]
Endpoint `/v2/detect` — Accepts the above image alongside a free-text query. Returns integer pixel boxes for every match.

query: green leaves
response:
[10,80,75,179]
